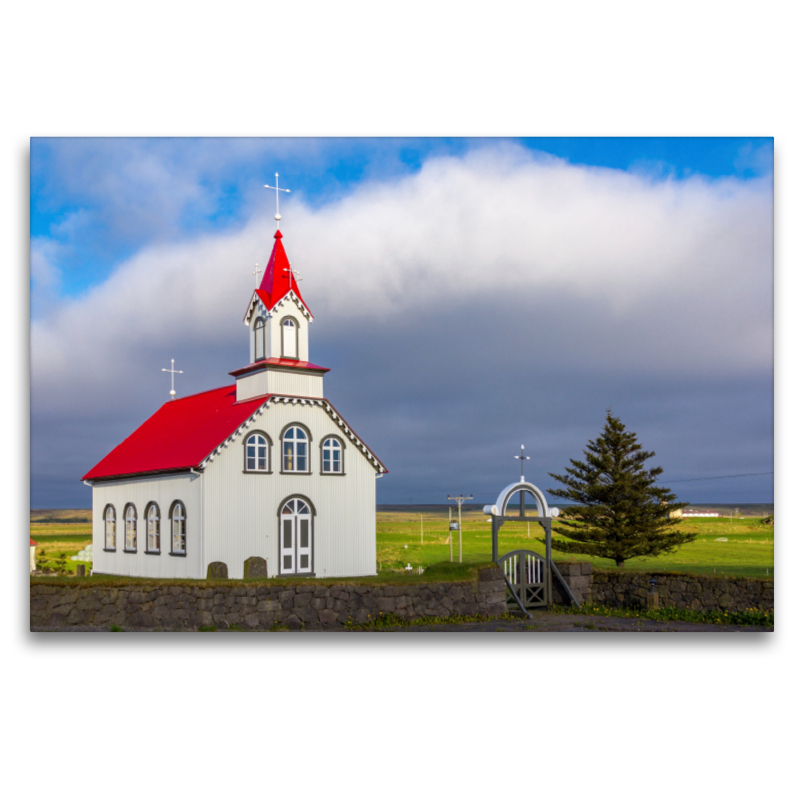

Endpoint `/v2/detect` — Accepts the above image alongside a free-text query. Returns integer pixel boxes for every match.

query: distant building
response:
[682,509,720,517]
[30,538,37,572]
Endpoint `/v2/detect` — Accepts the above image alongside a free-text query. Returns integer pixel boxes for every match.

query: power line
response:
[390,472,774,503]
[659,472,773,484]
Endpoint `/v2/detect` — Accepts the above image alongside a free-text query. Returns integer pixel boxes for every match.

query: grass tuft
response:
[553,603,774,627]
[344,611,515,630]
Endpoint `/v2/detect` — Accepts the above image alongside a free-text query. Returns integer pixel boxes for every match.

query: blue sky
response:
[31,136,773,299]
[30,137,774,507]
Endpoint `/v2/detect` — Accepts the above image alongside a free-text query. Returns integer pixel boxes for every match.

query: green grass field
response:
[29,510,774,579]
[376,511,774,578]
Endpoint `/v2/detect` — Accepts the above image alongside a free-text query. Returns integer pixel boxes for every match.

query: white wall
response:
[202,400,377,579]
[236,368,324,401]
[91,472,202,578]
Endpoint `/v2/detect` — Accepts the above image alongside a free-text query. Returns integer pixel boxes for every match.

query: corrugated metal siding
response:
[203,402,376,579]
[91,472,202,578]
[236,370,323,401]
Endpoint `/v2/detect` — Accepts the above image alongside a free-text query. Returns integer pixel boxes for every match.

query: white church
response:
[83,202,387,580]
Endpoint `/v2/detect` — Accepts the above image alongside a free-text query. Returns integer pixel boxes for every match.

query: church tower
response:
[232,229,329,402]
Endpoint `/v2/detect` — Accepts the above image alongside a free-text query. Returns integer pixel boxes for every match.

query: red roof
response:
[30,538,37,546]
[256,230,310,313]
[82,386,268,481]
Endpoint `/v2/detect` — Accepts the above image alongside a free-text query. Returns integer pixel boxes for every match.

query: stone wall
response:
[588,569,773,612]
[552,562,593,605]
[30,566,507,631]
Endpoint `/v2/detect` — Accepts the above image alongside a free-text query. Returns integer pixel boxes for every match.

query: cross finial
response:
[514,444,530,483]
[161,358,184,400]
[283,262,302,286]
[253,263,262,286]
[263,172,291,229]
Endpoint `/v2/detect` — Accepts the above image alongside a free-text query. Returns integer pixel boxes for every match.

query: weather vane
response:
[263,172,290,229]
[161,358,184,400]
[514,444,530,483]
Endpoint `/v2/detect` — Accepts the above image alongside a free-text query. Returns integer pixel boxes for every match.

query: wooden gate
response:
[498,549,549,610]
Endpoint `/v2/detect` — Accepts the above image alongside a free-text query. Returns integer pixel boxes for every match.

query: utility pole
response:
[447,495,473,563]
[448,507,453,562]
[420,514,423,545]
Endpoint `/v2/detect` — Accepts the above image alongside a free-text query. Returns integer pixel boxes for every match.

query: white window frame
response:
[124,504,137,552]
[146,503,160,553]
[104,505,116,551]
[245,433,269,472]
[321,437,343,474]
[254,317,266,361]
[282,426,309,472]
[171,502,186,555]
[281,317,298,359]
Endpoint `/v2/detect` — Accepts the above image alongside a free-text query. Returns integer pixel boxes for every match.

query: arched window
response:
[253,317,266,361]
[245,432,270,472]
[170,501,186,555]
[282,317,298,359]
[124,504,137,552]
[282,426,309,472]
[321,437,343,474]
[279,497,313,574]
[104,505,116,551]
[145,503,160,553]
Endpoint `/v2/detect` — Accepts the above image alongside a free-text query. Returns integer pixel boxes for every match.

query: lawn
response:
[28,511,774,579]
[30,522,93,574]
[376,511,774,579]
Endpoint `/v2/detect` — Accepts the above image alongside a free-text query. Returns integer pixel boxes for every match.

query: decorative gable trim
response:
[243,292,269,326]
[198,393,386,474]
[198,397,273,469]
[274,291,313,322]
[243,290,313,327]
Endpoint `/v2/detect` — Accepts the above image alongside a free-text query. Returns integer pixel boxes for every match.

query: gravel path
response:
[30,610,773,633]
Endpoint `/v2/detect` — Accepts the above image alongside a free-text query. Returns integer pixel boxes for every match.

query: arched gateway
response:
[483,481,579,616]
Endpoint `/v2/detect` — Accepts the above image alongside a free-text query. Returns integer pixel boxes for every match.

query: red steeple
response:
[255,230,308,312]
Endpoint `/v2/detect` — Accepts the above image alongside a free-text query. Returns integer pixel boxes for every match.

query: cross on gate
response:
[263,172,291,228]
[514,444,531,516]
[514,444,530,483]
[161,358,184,400]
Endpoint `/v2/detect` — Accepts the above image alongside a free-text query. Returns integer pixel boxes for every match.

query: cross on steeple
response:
[283,262,302,286]
[253,263,262,286]
[161,358,184,400]
[263,173,291,229]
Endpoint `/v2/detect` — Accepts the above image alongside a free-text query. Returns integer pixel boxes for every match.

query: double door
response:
[280,498,312,574]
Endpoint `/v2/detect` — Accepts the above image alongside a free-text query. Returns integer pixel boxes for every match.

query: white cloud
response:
[31,143,773,424]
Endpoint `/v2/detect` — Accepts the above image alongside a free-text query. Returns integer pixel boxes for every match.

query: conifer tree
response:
[546,410,692,567]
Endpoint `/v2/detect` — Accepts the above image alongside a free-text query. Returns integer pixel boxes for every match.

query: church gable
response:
[198,395,387,475]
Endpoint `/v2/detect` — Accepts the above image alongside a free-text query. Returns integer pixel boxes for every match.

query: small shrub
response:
[109,624,123,632]
[198,625,218,632]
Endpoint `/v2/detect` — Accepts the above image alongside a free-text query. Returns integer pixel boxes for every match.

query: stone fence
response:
[588,568,773,612]
[30,566,507,631]
[29,562,774,631]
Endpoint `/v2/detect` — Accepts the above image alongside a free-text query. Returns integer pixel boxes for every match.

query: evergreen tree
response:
[546,410,692,567]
